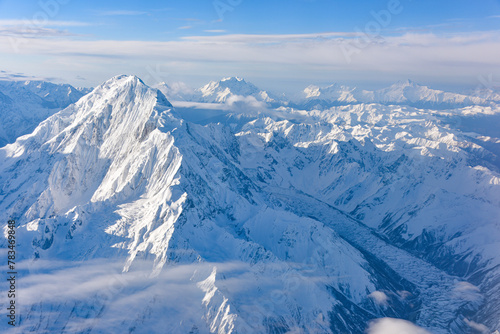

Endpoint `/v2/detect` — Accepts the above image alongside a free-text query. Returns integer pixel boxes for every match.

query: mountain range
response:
[0,75,499,333]
[156,77,500,110]
[299,79,493,109]
[0,80,89,147]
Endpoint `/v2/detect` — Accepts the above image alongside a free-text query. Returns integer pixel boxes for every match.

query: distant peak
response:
[111,74,144,83]
[112,74,133,80]
[221,76,245,82]
[393,79,420,88]
[100,75,148,89]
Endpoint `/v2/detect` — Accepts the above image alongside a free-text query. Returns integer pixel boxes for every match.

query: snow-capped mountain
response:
[298,80,492,110]
[0,75,499,333]
[300,83,371,109]
[373,80,486,107]
[0,80,90,147]
[19,80,87,108]
[155,81,197,102]
[471,87,500,103]
[198,77,278,104]
[76,86,94,95]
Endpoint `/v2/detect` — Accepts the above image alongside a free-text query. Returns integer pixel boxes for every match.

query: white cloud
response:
[464,318,490,334]
[453,281,480,293]
[0,259,225,333]
[367,318,431,334]
[0,70,56,82]
[368,290,389,306]
[0,258,338,333]
[226,95,267,110]
[0,19,89,40]
[0,19,90,27]
[181,31,362,43]
[157,81,195,95]
[1,30,499,88]
[452,281,483,303]
[0,26,75,38]
[204,29,227,33]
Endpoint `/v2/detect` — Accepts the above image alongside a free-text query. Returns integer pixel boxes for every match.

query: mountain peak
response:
[1,74,499,333]
[11,75,177,163]
[392,79,420,88]
[297,79,490,108]
[92,75,174,107]
[199,76,263,102]
[221,76,245,82]
[102,74,146,88]
[43,75,175,147]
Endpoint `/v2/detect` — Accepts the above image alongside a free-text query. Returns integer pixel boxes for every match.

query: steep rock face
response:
[0,76,498,333]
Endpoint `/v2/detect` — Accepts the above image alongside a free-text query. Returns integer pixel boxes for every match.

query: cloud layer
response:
[367,318,432,334]
[1,28,499,90]
[0,259,226,333]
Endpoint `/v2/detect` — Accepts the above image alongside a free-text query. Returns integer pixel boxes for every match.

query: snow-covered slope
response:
[373,80,486,107]
[198,77,278,104]
[19,80,87,108]
[471,87,500,103]
[155,81,197,102]
[0,75,499,333]
[298,80,492,110]
[0,80,89,147]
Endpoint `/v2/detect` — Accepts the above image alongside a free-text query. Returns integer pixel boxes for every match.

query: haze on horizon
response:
[0,0,500,93]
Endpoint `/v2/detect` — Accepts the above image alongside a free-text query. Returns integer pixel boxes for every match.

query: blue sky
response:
[0,0,500,92]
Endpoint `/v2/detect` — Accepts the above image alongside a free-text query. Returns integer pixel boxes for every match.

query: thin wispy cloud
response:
[0,19,90,27]
[182,31,363,43]
[0,259,215,333]
[1,30,499,88]
[0,258,335,333]
[0,26,75,38]
[178,26,193,30]
[463,319,490,333]
[0,70,53,82]
[393,22,461,34]
[205,29,227,33]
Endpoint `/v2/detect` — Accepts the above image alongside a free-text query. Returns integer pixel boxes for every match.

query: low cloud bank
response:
[367,318,431,334]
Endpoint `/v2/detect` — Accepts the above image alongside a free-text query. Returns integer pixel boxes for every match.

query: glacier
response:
[0,75,499,333]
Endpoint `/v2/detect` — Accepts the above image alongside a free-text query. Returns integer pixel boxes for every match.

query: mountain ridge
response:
[0,75,499,333]
[155,76,498,111]
[0,79,91,147]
